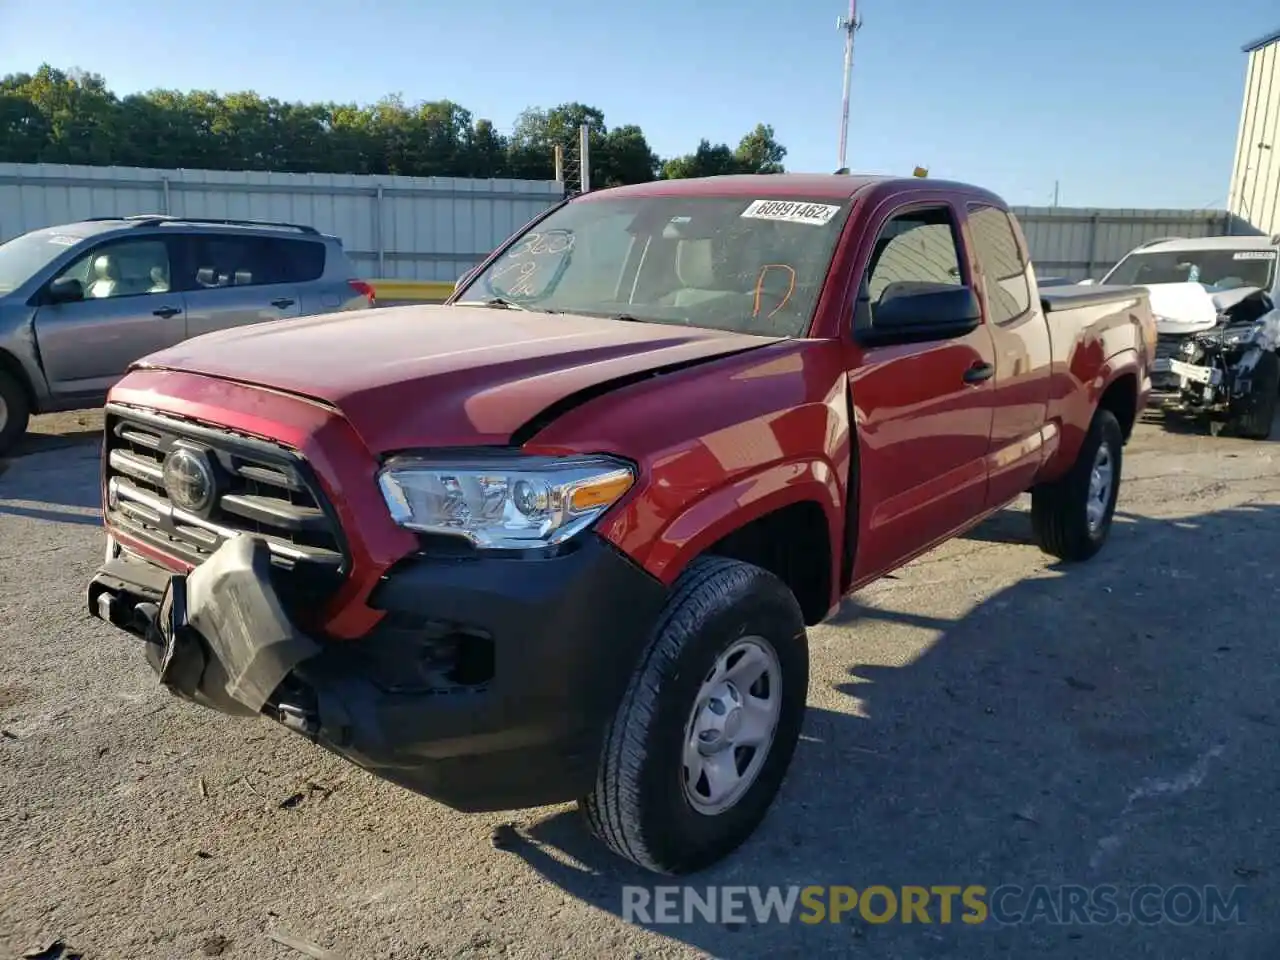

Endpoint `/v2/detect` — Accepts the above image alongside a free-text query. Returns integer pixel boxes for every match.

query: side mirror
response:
[456,266,478,289]
[856,285,982,347]
[45,277,84,304]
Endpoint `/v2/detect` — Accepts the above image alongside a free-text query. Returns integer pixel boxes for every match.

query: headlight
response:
[376,454,635,549]
[1221,322,1264,347]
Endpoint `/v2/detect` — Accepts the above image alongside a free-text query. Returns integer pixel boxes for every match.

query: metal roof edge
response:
[1243,26,1280,53]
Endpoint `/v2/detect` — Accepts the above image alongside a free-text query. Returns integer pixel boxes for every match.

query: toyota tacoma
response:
[87,174,1156,875]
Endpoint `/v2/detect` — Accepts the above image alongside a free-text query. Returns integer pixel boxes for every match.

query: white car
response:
[1090,235,1280,437]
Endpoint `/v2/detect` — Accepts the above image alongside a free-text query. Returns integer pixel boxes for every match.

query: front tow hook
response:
[275,701,320,738]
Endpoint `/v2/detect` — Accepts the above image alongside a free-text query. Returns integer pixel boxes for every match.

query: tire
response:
[1031,407,1123,562]
[580,555,809,875]
[0,369,31,458]
[1228,350,1279,440]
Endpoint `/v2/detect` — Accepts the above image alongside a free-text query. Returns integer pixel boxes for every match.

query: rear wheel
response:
[1228,350,1279,440]
[580,555,809,875]
[0,370,31,457]
[1031,407,1123,562]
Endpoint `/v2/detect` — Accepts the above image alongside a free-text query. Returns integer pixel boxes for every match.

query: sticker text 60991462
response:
[1233,250,1277,260]
[740,200,843,226]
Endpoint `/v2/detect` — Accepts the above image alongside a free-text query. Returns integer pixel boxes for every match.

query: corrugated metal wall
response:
[0,162,565,281]
[1011,206,1252,282]
[1228,32,1280,237]
[0,161,1259,284]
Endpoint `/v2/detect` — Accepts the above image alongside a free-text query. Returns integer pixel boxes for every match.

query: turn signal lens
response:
[569,471,634,512]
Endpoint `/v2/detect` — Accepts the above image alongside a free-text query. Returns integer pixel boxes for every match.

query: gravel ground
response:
[2,407,1279,959]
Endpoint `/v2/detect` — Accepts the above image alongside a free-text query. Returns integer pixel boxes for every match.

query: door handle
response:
[963,361,995,384]
[271,297,296,309]
[152,305,181,319]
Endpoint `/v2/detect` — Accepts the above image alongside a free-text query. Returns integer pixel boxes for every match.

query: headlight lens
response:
[376,454,635,549]
[1221,322,1264,347]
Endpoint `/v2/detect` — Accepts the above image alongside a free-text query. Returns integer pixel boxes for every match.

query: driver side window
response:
[53,239,171,300]
[855,206,963,329]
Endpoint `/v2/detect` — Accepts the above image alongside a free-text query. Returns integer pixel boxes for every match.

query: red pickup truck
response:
[87,174,1156,875]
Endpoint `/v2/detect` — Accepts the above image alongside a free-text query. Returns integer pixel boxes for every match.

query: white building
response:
[1228,27,1280,235]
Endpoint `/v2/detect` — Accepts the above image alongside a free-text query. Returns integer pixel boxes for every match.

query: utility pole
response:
[836,0,862,171]
[1053,180,1060,207]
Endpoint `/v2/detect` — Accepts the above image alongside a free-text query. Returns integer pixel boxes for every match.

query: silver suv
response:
[0,215,375,455]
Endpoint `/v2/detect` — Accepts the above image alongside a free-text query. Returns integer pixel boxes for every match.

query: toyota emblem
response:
[162,447,216,513]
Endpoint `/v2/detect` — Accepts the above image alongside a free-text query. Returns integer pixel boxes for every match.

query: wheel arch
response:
[0,347,37,410]
[638,462,844,626]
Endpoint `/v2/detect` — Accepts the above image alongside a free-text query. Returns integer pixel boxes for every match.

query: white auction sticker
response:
[740,199,842,226]
[1233,250,1277,260]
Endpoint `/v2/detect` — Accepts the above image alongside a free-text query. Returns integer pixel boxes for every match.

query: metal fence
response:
[0,162,565,283]
[1011,206,1262,282]
[0,162,1266,285]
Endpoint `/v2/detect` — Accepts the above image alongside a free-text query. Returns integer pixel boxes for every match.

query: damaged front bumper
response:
[88,532,668,811]
[1167,346,1270,418]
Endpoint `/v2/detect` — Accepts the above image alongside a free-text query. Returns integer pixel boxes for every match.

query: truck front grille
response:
[1155,333,1186,363]
[102,405,347,610]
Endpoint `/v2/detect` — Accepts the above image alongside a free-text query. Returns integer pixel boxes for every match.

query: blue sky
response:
[1,0,1276,209]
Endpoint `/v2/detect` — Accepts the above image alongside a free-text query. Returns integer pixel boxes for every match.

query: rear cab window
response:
[966,204,1032,323]
[455,195,854,337]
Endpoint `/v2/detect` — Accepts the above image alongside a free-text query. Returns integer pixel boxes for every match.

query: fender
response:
[522,339,854,588]
[1039,348,1141,483]
[0,328,53,413]
[626,458,845,588]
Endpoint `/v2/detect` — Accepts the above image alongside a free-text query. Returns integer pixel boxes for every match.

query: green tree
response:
[733,123,786,174]
[660,125,788,180]
[0,64,786,187]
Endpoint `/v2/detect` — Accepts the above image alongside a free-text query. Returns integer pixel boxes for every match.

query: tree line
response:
[0,65,788,187]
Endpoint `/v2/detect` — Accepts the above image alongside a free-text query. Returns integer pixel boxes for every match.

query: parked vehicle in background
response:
[0,215,375,455]
[1094,235,1280,437]
[87,174,1154,876]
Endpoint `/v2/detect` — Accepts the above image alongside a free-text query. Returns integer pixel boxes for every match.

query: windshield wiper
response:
[457,297,529,311]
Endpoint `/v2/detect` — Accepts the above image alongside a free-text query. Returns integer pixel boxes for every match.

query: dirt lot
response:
[2,407,1279,959]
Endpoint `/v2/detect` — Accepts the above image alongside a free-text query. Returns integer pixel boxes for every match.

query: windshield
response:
[1102,247,1277,292]
[0,229,84,294]
[455,195,853,337]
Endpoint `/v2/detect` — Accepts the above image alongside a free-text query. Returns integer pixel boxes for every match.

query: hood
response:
[1141,282,1264,335]
[134,304,782,452]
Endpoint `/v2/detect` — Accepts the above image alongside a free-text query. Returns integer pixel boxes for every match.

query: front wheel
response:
[0,370,31,458]
[580,556,809,875]
[1031,407,1123,562]
[1228,350,1279,440]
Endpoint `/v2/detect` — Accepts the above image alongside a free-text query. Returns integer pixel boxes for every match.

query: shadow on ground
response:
[0,433,103,517]
[503,503,1279,958]
[10,429,103,457]
[1142,393,1280,443]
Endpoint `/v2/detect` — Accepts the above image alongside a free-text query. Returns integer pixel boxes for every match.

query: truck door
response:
[177,234,303,341]
[845,202,998,580]
[963,204,1052,506]
[32,235,187,399]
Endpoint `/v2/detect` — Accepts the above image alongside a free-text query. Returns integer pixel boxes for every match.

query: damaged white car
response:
[1096,236,1280,438]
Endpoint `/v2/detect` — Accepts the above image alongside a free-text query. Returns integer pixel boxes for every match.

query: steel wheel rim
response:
[1086,442,1113,533]
[681,636,783,816]
[0,392,7,432]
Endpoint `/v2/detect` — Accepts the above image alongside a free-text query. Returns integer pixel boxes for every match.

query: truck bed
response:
[1040,283,1144,313]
